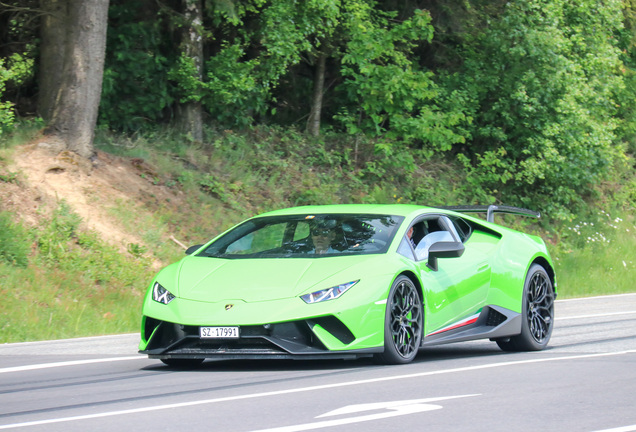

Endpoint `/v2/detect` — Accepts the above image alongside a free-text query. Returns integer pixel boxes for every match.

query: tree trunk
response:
[45,0,109,159]
[307,53,326,137]
[38,0,67,121]
[178,0,204,143]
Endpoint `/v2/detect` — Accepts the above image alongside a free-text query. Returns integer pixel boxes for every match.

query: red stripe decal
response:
[428,315,480,336]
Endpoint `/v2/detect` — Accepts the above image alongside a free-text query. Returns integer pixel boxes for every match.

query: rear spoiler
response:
[437,205,540,223]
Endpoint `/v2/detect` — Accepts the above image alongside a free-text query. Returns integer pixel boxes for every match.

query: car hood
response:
[174,255,378,303]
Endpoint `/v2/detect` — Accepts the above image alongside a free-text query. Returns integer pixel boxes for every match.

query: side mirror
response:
[185,244,203,255]
[427,241,465,271]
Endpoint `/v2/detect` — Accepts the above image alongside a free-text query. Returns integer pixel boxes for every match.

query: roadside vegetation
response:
[0,124,634,343]
[554,212,636,298]
[1,0,635,345]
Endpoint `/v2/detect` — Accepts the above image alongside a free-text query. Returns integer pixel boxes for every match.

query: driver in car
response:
[309,220,338,254]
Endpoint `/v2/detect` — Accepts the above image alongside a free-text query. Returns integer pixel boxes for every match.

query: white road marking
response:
[0,356,141,374]
[1,350,635,430]
[592,425,636,432]
[250,395,480,432]
[556,311,636,321]
[316,395,477,417]
[0,333,138,347]
[556,293,636,302]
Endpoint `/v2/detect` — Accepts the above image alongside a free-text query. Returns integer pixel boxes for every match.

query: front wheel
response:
[497,264,555,352]
[375,276,423,364]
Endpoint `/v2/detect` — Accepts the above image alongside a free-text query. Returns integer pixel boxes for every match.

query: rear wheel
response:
[160,358,205,368]
[497,264,554,351]
[375,276,423,364]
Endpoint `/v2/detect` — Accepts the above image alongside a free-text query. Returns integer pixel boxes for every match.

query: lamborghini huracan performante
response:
[139,204,556,366]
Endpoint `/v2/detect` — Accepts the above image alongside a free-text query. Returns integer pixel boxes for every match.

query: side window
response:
[399,217,448,261]
[397,236,414,259]
[399,216,464,262]
[398,220,427,260]
[410,216,456,261]
[449,217,472,243]
[438,216,460,242]
[410,221,428,246]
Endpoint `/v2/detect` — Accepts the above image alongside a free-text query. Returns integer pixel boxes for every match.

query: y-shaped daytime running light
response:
[152,282,175,305]
[300,280,359,304]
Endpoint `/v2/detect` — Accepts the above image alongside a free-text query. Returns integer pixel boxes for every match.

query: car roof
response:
[256,204,442,219]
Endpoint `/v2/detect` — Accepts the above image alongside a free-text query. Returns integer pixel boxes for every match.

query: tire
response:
[375,275,423,364]
[497,264,555,352]
[160,358,205,368]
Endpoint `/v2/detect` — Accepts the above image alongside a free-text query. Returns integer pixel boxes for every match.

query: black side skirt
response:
[422,305,522,346]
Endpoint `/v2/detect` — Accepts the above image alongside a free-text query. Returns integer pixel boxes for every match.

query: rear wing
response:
[438,205,540,224]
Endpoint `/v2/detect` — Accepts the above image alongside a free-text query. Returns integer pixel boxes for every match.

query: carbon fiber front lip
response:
[140,334,381,360]
[142,345,380,361]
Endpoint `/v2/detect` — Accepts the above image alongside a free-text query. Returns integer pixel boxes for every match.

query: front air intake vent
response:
[309,316,356,344]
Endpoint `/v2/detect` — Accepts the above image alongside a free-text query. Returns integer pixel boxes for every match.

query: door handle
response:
[477,262,489,272]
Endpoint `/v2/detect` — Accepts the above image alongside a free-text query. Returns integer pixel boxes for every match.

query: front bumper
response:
[139,316,381,360]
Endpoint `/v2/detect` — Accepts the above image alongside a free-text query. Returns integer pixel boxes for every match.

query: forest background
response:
[0,0,634,342]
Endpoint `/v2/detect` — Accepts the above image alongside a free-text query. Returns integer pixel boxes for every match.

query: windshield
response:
[198,214,404,258]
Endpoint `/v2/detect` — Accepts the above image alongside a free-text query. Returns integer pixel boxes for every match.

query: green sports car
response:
[139,204,556,366]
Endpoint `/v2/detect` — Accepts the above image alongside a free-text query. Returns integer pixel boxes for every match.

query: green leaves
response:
[200,44,267,126]
[337,3,468,154]
[87,0,636,218]
[454,0,625,218]
[0,53,32,136]
[99,2,174,131]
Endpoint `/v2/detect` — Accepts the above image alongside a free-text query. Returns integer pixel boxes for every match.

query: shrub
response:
[454,0,625,219]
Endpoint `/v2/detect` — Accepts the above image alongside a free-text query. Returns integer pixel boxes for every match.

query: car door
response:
[400,215,493,335]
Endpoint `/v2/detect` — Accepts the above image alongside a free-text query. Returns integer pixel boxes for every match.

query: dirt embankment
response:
[1,138,182,254]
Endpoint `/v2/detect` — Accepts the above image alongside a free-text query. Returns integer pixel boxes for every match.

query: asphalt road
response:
[1,294,635,432]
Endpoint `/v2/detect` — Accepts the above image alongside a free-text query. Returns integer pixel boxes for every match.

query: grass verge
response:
[553,211,636,298]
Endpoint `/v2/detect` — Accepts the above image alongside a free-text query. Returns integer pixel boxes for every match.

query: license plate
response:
[200,326,239,339]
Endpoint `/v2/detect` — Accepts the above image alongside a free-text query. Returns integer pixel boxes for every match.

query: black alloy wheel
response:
[376,275,423,364]
[497,264,555,351]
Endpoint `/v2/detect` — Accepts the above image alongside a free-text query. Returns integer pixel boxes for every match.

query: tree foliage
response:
[450,0,625,217]
[99,0,176,131]
[338,6,444,143]
[0,0,37,134]
[0,58,16,135]
[1,0,634,218]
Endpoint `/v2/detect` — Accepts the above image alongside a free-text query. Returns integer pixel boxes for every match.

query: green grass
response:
[0,203,154,343]
[553,211,636,298]
[0,263,147,342]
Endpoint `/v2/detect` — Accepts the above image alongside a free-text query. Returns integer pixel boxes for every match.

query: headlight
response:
[152,282,175,305]
[300,280,359,304]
